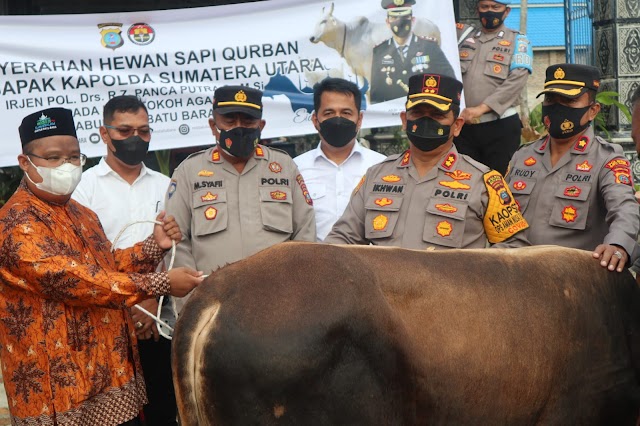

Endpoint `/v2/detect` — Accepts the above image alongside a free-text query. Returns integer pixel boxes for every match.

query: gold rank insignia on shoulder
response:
[198,170,214,177]
[255,146,264,157]
[212,150,221,161]
[441,153,457,170]
[234,90,247,102]
[554,67,566,79]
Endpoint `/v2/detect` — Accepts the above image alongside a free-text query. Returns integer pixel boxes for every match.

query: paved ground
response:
[0,367,10,425]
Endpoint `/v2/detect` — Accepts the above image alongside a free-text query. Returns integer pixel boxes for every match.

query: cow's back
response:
[173,243,640,425]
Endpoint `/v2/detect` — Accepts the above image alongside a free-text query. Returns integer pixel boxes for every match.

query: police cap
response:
[212,85,263,119]
[381,0,415,17]
[405,73,463,112]
[536,63,601,100]
[476,0,511,4]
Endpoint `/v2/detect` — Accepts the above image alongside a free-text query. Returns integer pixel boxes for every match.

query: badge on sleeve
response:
[167,180,177,199]
[295,174,313,206]
[269,162,282,173]
[482,170,528,243]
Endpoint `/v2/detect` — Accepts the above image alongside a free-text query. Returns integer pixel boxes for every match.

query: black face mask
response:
[111,136,149,166]
[219,126,261,158]
[406,116,451,152]
[541,103,592,139]
[319,116,358,148]
[391,17,412,38]
[479,10,506,30]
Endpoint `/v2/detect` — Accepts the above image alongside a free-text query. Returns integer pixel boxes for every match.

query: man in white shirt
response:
[295,78,386,241]
[72,96,175,426]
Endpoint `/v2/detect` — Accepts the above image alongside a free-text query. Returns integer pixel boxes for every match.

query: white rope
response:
[112,220,177,340]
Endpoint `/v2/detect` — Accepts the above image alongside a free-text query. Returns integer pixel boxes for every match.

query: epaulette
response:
[182,147,210,162]
[459,153,490,173]
[374,39,389,48]
[264,145,292,158]
[382,152,402,163]
[594,135,624,153]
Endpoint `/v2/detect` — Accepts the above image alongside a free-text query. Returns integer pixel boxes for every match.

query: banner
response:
[0,0,460,167]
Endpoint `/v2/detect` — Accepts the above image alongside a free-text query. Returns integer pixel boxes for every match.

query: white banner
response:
[0,0,460,167]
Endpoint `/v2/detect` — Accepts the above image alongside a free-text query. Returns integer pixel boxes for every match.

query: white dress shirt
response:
[294,140,386,241]
[72,158,170,249]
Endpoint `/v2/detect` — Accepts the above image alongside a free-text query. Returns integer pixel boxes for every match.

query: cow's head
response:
[309,3,338,44]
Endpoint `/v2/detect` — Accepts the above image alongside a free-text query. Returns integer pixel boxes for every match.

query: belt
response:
[475,107,518,124]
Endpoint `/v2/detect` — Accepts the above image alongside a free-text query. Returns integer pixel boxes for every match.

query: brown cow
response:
[172,243,640,425]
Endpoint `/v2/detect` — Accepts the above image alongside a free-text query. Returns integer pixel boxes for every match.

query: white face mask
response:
[26,158,82,196]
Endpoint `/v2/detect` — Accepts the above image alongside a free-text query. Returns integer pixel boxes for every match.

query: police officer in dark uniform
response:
[370,0,455,104]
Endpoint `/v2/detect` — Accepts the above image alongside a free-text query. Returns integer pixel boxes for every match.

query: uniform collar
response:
[96,157,149,179]
[535,127,595,155]
[395,146,460,171]
[208,144,268,164]
[313,140,363,165]
[393,35,414,50]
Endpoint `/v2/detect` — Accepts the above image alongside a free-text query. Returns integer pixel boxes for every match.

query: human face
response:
[477,1,508,13]
[101,109,152,143]
[313,91,362,131]
[633,103,640,156]
[401,103,464,152]
[18,135,82,203]
[210,111,265,134]
[542,92,600,128]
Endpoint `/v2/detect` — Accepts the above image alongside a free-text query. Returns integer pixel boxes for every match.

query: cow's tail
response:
[172,300,222,426]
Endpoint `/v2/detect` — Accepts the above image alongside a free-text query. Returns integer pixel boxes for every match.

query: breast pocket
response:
[549,183,592,230]
[423,199,469,248]
[306,181,326,202]
[364,195,403,240]
[260,187,293,234]
[192,190,228,237]
[508,179,536,213]
[459,45,476,74]
[484,51,510,80]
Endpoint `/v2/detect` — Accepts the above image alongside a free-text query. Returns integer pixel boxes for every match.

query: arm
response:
[324,175,369,245]
[482,68,530,117]
[482,170,531,248]
[594,157,640,269]
[0,225,169,309]
[291,166,317,242]
[164,165,197,270]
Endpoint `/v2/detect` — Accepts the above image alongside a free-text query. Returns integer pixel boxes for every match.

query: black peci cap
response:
[405,73,463,112]
[536,63,601,99]
[19,107,77,146]
[212,86,263,119]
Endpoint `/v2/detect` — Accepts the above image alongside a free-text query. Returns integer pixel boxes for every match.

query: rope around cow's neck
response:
[112,220,176,340]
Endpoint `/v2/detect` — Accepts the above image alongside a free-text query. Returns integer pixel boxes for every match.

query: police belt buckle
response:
[476,107,517,124]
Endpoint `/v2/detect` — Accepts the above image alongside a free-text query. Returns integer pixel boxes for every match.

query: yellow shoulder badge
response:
[482,170,528,243]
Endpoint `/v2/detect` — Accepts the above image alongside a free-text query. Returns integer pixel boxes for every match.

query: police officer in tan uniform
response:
[455,0,532,175]
[325,73,529,249]
[506,64,639,272]
[370,0,455,104]
[165,86,316,310]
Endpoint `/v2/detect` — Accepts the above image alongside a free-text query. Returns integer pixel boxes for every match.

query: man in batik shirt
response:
[0,107,203,426]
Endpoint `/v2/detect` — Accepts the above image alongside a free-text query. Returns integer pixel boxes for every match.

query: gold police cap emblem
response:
[394,0,405,5]
[554,67,566,80]
[425,76,438,88]
[561,119,574,132]
[234,90,247,103]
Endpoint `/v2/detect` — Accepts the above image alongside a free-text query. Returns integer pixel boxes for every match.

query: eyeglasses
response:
[478,4,507,12]
[27,152,87,167]
[104,125,153,140]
